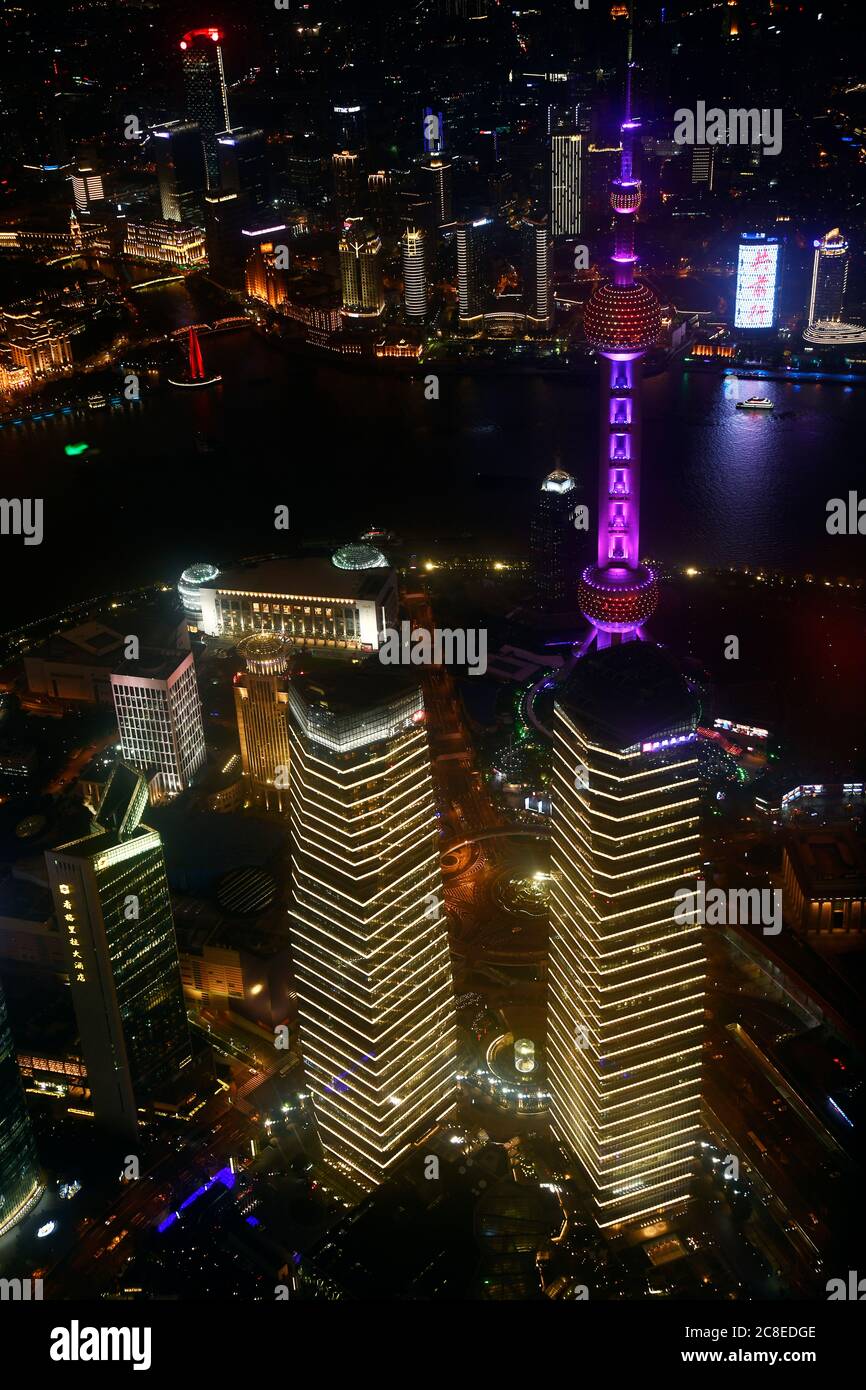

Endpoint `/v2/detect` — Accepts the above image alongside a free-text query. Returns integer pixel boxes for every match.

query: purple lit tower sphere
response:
[578,67,662,651]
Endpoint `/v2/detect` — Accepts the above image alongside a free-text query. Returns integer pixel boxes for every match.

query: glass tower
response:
[547,642,704,1228]
[0,978,42,1237]
[45,763,193,1135]
[180,28,231,189]
[287,659,457,1189]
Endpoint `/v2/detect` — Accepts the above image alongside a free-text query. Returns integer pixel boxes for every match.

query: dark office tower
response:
[180,28,231,189]
[530,470,579,610]
[287,660,457,1190]
[332,150,362,213]
[422,107,445,155]
[217,127,268,210]
[522,215,552,329]
[456,218,492,324]
[45,764,193,1136]
[204,189,251,276]
[421,154,453,227]
[548,643,703,1228]
[333,102,366,151]
[153,121,207,224]
[0,977,42,1238]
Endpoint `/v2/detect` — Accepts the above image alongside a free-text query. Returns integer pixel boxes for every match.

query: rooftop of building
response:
[206,554,393,600]
[26,617,188,669]
[557,641,700,747]
[784,831,866,894]
[291,654,421,716]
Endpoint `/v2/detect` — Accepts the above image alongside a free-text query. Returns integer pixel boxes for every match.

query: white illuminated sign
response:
[735,240,779,329]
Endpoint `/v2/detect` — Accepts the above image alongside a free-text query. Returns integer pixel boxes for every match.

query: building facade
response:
[401,226,429,321]
[180,27,231,188]
[550,131,583,238]
[548,642,703,1227]
[111,649,206,802]
[234,634,293,813]
[45,763,193,1134]
[287,660,457,1189]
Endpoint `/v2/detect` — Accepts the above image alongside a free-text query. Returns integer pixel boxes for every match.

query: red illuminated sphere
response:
[583,280,662,354]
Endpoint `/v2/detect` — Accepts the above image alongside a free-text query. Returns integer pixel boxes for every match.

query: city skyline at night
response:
[0,0,864,1357]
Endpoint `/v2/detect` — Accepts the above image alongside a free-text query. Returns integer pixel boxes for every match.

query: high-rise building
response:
[422,107,445,155]
[522,214,552,328]
[339,217,385,318]
[152,122,206,224]
[690,145,715,191]
[530,469,580,610]
[548,641,703,1228]
[580,78,662,651]
[421,155,453,226]
[203,188,250,274]
[234,634,293,813]
[401,226,429,321]
[70,161,105,213]
[180,27,231,188]
[287,659,457,1189]
[217,127,268,210]
[734,232,782,332]
[332,150,362,211]
[456,218,492,324]
[110,649,206,803]
[245,238,290,308]
[550,131,583,238]
[334,103,366,150]
[808,228,850,328]
[0,977,42,1237]
[46,763,193,1135]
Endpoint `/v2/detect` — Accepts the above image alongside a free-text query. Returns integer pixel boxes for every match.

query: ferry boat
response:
[736,396,774,411]
[87,392,107,409]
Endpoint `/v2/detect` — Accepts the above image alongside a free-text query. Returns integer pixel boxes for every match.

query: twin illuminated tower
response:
[579,69,661,650]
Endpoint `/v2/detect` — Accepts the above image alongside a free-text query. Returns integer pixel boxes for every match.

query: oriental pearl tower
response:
[578,49,662,652]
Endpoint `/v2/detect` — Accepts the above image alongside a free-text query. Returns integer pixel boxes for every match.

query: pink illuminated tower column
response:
[578,66,662,651]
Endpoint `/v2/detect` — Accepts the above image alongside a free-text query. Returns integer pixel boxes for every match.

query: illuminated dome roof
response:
[584,280,662,354]
[238,633,292,676]
[332,542,389,571]
[541,469,575,494]
[180,563,219,587]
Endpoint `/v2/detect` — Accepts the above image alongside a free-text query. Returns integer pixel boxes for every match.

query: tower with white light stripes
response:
[547,641,704,1227]
[287,659,457,1189]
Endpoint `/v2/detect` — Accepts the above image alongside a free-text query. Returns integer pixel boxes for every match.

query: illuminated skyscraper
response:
[287,659,457,1189]
[152,121,206,224]
[421,155,453,226]
[0,977,42,1237]
[180,27,231,188]
[234,634,292,813]
[456,218,491,323]
[401,226,429,321]
[808,228,849,328]
[339,217,385,318]
[548,642,703,1227]
[111,649,206,803]
[69,161,105,213]
[522,214,552,328]
[579,71,661,651]
[46,763,193,1135]
[550,131,583,238]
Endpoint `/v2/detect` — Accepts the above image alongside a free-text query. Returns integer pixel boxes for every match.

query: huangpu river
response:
[1,292,864,630]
